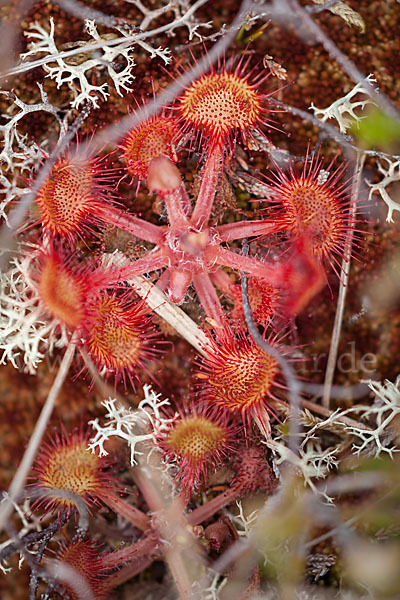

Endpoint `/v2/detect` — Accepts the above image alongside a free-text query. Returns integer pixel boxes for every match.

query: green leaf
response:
[352,107,400,150]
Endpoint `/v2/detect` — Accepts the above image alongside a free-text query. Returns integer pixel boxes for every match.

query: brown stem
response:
[102,530,159,570]
[187,486,242,526]
[104,485,246,588]
[105,554,156,587]
[100,492,151,532]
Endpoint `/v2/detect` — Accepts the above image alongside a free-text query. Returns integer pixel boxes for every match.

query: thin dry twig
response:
[0,343,76,532]
[322,152,366,408]
[300,397,371,432]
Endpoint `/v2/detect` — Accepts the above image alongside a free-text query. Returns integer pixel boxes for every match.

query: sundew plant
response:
[0,0,400,599]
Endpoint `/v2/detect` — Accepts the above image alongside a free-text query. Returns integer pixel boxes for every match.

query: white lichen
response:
[267,378,400,502]
[267,439,339,503]
[0,84,65,173]
[0,247,68,373]
[124,0,213,40]
[0,85,67,221]
[309,73,377,133]
[22,18,138,109]
[303,378,400,458]
[0,83,67,222]
[225,501,259,537]
[192,570,228,600]
[88,385,177,465]
[367,156,400,222]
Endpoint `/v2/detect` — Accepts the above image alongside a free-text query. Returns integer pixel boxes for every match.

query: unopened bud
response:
[147,156,181,193]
